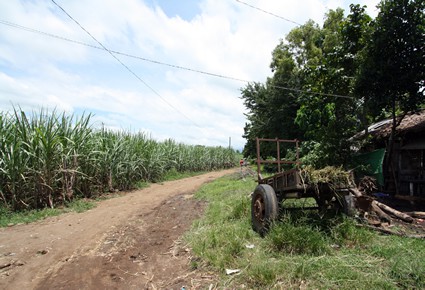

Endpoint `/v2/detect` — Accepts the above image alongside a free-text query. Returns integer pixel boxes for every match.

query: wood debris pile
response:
[349,187,425,238]
[302,166,425,238]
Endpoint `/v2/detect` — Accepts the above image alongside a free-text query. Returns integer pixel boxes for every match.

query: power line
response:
[270,85,354,100]
[0,19,247,83]
[50,0,200,127]
[235,0,302,26]
[0,19,353,100]
[0,19,100,49]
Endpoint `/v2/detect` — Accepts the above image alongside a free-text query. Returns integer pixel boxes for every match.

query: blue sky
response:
[0,0,380,150]
[148,0,201,20]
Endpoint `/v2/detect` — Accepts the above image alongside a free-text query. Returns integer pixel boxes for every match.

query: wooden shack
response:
[356,110,425,198]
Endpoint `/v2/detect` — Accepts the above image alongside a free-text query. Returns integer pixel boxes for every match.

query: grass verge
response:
[0,169,212,226]
[0,199,96,227]
[185,173,425,289]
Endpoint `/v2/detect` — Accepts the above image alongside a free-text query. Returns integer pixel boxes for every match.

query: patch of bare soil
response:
[0,169,235,290]
[36,193,215,290]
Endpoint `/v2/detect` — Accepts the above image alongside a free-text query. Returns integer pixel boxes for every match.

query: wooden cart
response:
[251,138,355,235]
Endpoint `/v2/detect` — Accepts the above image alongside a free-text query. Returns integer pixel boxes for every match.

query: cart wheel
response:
[251,184,278,236]
[316,193,356,216]
[341,193,356,216]
[315,195,340,216]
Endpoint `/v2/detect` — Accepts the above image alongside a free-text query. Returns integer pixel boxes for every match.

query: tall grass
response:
[0,108,237,211]
[186,174,425,289]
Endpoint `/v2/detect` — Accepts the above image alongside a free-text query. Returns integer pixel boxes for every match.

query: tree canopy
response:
[241,0,425,168]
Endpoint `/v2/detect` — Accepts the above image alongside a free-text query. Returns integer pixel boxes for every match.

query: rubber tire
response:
[316,193,356,217]
[251,184,278,236]
[341,193,356,216]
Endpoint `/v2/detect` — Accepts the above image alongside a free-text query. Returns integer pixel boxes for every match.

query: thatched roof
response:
[376,110,425,138]
[356,110,425,140]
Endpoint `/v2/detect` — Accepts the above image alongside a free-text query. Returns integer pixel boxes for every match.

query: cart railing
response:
[256,137,301,182]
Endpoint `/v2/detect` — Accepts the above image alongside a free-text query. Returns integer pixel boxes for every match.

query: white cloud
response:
[0,0,380,150]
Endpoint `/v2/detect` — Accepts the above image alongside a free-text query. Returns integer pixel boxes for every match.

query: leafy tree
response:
[356,0,425,126]
[354,0,425,191]
[241,27,306,158]
[242,9,368,165]
[241,82,270,157]
[241,1,424,170]
[294,7,372,166]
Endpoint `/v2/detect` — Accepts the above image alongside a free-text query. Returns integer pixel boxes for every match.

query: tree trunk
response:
[405,211,425,219]
[371,201,392,223]
[387,97,398,195]
[375,200,414,223]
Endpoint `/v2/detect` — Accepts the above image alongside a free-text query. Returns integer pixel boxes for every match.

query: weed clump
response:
[266,216,330,256]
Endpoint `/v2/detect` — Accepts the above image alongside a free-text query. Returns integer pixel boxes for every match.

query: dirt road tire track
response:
[0,169,236,289]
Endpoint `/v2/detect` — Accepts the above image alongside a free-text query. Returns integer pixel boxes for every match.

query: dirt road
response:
[0,169,236,289]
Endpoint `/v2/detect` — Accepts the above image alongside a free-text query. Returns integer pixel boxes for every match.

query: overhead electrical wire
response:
[0,19,247,83]
[235,0,302,26]
[271,85,354,100]
[233,1,356,99]
[50,0,200,128]
[0,19,353,100]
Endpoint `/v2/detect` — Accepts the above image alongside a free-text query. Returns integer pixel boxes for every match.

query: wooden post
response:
[296,139,300,167]
[256,138,261,182]
[276,138,281,173]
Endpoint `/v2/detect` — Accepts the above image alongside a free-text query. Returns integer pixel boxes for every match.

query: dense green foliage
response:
[241,0,425,168]
[355,0,425,141]
[186,174,425,289]
[0,108,237,211]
